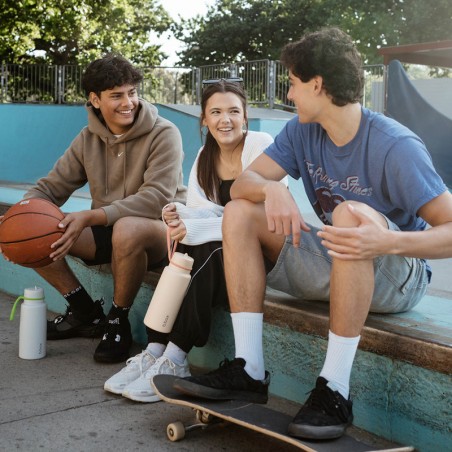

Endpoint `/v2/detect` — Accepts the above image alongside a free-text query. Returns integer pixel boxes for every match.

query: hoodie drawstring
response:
[104,137,127,197]
[105,137,109,195]
[123,143,126,198]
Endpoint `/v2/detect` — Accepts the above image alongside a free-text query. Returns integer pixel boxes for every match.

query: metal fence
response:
[0,64,86,104]
[0,61,385,112]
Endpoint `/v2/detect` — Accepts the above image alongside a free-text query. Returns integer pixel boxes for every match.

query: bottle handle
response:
[10,292,45,321]
[167,227,178,260]
[10,296,24,321]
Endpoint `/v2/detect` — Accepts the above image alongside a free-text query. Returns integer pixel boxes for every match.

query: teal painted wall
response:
[0,104,291,186]
[0,105,87,183]
[249,118,290,137]
[154,104,202,182]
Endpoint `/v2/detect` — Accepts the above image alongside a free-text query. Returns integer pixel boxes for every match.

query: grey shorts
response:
[266,219,429,314]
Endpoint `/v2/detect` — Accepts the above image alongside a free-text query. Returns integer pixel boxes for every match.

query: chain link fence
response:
[0,61,385,112]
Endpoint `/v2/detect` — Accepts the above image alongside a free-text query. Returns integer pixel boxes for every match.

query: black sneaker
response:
[288,377,353,440]
[47,300,106,340]
[93,316,132,363]
[173,358,270,404]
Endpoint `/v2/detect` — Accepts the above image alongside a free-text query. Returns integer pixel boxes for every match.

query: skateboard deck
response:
[152,374,414,452]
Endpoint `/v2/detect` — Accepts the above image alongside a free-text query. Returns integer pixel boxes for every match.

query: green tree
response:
[331,0,452,64]
[174,0,452,66]
[0,0,172,65]
[173,0,325,66]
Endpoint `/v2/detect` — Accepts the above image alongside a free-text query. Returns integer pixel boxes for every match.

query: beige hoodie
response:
[25,99,187,225]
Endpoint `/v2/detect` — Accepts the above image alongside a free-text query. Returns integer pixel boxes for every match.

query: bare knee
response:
[112,217,164,254]
[332,201,387,229]
[224,199,254,226]
[332,201,370,227]
[223,199,264,237]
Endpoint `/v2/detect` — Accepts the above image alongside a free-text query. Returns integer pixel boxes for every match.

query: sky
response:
[155,0,216,66]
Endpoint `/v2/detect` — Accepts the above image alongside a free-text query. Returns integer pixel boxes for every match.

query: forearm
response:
[86,208,108,227]
[387,223,452,259]
[231,171,280,203]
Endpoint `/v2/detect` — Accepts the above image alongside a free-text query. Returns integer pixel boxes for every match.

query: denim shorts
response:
[266,219,429,314]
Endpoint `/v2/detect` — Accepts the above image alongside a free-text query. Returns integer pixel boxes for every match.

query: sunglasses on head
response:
[202,77,244,87]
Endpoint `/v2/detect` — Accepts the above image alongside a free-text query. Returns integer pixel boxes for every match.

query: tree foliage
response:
[173,0,452,66]
[0,0,172,65]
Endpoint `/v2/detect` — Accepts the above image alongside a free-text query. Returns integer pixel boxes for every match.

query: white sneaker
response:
[122,356,191,403]
[104,349,157,395]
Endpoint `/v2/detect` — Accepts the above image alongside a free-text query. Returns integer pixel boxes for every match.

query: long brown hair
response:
[197,80,248,202]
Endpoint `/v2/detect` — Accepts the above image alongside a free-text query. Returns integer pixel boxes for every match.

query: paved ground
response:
[0,289,298,452]
[0,289,403,452]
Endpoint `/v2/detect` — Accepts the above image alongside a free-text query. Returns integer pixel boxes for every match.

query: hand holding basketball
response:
[0,198,65,268]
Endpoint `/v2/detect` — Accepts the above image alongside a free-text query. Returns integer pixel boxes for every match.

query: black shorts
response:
[81,225,168,270]
[82,225,114,266]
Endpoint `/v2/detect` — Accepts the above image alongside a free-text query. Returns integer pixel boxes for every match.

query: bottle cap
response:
[10,286,44,321]
[24,286,44,300]
[171,252,194,271]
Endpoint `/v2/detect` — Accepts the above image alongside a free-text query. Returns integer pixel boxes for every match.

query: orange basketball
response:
[0,198,65,268]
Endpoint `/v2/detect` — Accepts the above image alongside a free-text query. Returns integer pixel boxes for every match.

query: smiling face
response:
[202,92,247,150]
[90,84,139,134]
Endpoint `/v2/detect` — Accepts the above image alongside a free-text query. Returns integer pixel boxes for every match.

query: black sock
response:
[106,300,130,322]
[63,286,94,315]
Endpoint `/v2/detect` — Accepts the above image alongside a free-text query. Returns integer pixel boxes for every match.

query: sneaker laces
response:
[195,358,247,387]
[143,356,176,379]
[208,358,233,375]
[304,383,349,422]
[124,350,156,375]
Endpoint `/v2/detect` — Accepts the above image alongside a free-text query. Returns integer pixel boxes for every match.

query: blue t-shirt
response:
[265,107,447,231]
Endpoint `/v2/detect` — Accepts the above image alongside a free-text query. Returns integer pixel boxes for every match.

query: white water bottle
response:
[10,286,47,360]
[144,249,194,333]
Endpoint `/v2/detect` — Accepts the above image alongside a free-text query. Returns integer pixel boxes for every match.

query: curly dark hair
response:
[280,27,364,106]
[81,53,143,97]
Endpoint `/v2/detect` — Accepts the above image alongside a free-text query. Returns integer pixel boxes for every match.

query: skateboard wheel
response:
[167,421,185,441]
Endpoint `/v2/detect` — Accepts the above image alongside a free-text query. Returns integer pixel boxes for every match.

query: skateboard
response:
[152,374,414,452]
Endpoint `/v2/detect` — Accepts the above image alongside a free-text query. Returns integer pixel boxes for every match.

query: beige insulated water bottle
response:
[144,251,194,333]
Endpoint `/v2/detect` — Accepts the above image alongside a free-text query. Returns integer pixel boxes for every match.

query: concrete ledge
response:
[91,262,163,288]
[264,289,451,375]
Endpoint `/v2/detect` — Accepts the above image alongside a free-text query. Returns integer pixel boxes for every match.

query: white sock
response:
[162,341,187,366]
[319,330,360,399]
[146,342,166,359]
[231,312,265,381]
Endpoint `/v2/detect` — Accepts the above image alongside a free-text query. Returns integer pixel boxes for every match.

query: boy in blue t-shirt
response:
[172,28,452,440]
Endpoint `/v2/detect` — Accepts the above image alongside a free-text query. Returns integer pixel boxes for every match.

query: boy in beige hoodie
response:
[20,54,186,363]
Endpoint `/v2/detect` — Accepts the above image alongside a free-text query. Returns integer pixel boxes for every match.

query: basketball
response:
[0,198,65,268]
